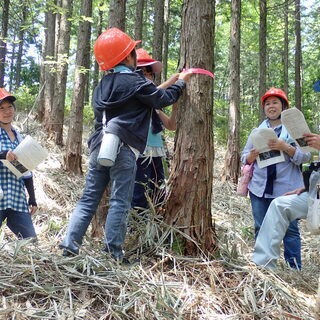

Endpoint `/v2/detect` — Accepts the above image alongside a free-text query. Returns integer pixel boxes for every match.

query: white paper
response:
[251,128,285,168]
[281,108,316,152]
[1,135,48,178]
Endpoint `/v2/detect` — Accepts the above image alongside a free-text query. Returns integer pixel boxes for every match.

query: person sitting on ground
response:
[252,132,320,269]
[131,48,179,212]
[241,88,310,269]
[0,88,37,239]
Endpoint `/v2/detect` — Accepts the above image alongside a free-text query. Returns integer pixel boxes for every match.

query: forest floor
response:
[0,115,319,320]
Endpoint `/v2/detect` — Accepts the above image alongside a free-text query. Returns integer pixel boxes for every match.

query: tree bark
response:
[42,0,57,128]
[259,0,267,121]
[8,32,16,92]
[294,0,302,110]
[222,0,241,184]
[64,0,92,174]
[164,0,216,256]
[134,0,144,47]
[50,0,73,146]
[108,0,126,30]
[14,5,27,89]
[92,3,104,97]
[161,0,170,84]
[0,0,10,87]
[152,0,165,85]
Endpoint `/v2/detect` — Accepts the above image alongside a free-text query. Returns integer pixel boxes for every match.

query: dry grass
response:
[0,119,318,319]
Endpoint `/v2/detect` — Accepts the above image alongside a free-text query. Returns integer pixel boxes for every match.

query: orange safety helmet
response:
[0,88,16,104]
[261,87,289,108]
[136,48,162,73]
[93,28,141,71]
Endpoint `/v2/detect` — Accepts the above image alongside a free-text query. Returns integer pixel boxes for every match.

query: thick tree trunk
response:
[259,0,267,121]
[294,0,302,110]
[152,0,165,85]
[42,0,57,129]
[108,0,126,30]
[50,0,73,146]
[64,0,92,174]
[134,0,144,47]
[164,0,216,256]
[0,0,10,87]
[222,0,241,184]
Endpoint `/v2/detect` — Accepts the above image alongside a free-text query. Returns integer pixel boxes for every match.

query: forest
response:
[0,0,320,319]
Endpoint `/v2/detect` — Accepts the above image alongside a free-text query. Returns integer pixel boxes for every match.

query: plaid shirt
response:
[0,127,29,213]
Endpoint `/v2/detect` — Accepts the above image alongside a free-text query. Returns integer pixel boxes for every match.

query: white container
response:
[97,133,120,166]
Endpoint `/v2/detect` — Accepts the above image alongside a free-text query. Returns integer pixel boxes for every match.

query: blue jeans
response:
[249,192,301,269]
[0,208,36,239]
[60,144,136,259]
[131,156,165,210]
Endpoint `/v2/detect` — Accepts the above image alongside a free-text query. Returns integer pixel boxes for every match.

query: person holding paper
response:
[131,48,179,212]
[0,88,37,239]
[59,28,193,263]
[241,88,310,269]
[252,132,320,269]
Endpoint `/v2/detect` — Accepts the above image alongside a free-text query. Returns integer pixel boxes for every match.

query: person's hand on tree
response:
[167,73,179,85]
[178,70,194,82]
[303,133,320,150]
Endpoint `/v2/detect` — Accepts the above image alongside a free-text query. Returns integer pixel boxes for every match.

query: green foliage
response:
[13,85,36,112]
[171,234,185,255]
[213,99,229,145]
[240,225,254,241]
[83,103,95,126]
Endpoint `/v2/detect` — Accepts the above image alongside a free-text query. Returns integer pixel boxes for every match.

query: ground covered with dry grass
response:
[0,118,319,319]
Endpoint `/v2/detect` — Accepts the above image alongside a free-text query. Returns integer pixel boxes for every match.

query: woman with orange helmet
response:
[0,88,37,240]
[241,87,310,269]
[131,48,180,212]
[60,28,193,263]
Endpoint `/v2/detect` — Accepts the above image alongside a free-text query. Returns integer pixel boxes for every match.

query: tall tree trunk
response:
[283,0,289,95]
[164,0,216,256]
[152,0,165,85]
[0,0,10,87]
[8,32,16,92]
[92,3,104,96]
[42,0,57,128]
[134,0,144,47]
[161,0,170,84]
[38,14,47,122]
[50,0,73,146]
[259,0,267,121]
[64,0,92,174]
[294,0,302,110]
[108,0,126,30]
[222,0,241,184]
[15,5,27,89]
